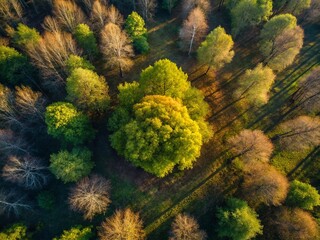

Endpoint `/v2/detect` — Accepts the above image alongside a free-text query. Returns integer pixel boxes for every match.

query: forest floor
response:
[26,6,320,240]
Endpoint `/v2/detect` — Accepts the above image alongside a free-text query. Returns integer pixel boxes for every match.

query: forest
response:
[0,0,319,239]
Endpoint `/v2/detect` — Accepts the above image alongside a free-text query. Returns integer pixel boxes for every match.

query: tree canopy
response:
[53,225,93,240]
[73,23,98,57]
[13,23,40,48]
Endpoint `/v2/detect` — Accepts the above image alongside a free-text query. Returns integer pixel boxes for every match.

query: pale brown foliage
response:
[242,163,289,207]
[228,129,274,165]
[179,7,208,55]
[293,67,320,113]
[27,31,79,88]
[138,0,157,20]
[100,23,134,77]
[69,175,111,220]
[170,213,207,240]
[0,0,23,22]
[98,208,145,240]
[2,155,48,189]
[91,0,109,31]
[53,0,86,32]
[42,16,60,33]
[106,5,124,25]
[275,116,320,151]
[181,0,211,17]
[269,207,319,240]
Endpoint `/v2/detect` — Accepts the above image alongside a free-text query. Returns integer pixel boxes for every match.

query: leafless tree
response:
[69,175,111,220]
[268,207,319,240]
[106,5,124,26]
[98,208,145,240]
[138,0,157,20]
[90,0,109,31]
[2,155,48,189]
[53,0,86,32]
[27,31,80,90]
[307,0,320,23]
[169,213,207,240]
[0,0,24,23]
[42,16,60,33]
[274,116,320,151]
[227,129,274,165]
[242,163,289,207]
[292,67,320,113]
[0,129,31,156]
[179,7,208,55]
[0,188,31,217]
[181,0,211,18]
[100,23,134,77]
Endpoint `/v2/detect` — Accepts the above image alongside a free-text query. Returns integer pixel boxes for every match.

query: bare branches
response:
[91,0,109,31]
[138,0,157,20]
[2,155,48,189]
[42,15,60,33]
[0,189,31,217]
[106,5,124,26]
[69,175,111,220]
[0,129,31,156]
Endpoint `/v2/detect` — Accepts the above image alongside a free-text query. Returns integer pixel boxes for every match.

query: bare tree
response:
[179,7,208,55]
[242,163,289,207]
[268,207,319,240]
[292,67,320,113]
[98,208,145,240]
[27,31,80,89]
[0,189,31,217]
[0,129,31,156]
[69,175,111,220]
[53,0,86,32]
[90,0,109,31]
[274,116,320,151]
[0,0,24,23]
[42,15,60,33]
[181,0,211,17]
[169,213,207,240]
[227,129,274,165]
[138,0,157,20]
[106,5,124,26]
[2,155,48,189]
[100,23,134,77]
[307,0,320,22]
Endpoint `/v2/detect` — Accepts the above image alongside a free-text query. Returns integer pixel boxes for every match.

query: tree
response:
[98,208,145,240]
[162,0,178,13]
[234,64,276,105]
[45,102,95,145]
[169,213,207,240]
[216,198,263,240]
[274,116,320,151]
[42,15,60,32]
[2,155,48,190]
[197,26,234,74]
[0,189,31,217]
[65,54,95,74]
[133,35,150,53]
[286,180,320,210]
[227,129,274,165]
[230,0,273,36]
[137,0,157,20]
[106,5,124,25]
[0,223,29,240]
[69,175,111,220]
[179,7,208,55]
[100,23,134,77]
[0,0,23,25]
[74,23,98,58]
[0,129,31,156]
[66,68,110,114]
[293,67,320,113]
[181,0,211,17]
[50,148,94,183]
[110,95,203,177]
[242,163,289,207]
[268,207,318,240]
[284,0,312,15]
[307,0,320,22]
[53,0,86,32]
[259,14,304,71]
[27,31,79,89]
[53,225,93,240]
[139,59,190,99]
[0,46,33,85]
[90,0,109,31]
[13,23,41,49]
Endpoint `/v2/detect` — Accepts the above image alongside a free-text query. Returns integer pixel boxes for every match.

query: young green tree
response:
[286,180,320,210]
[65,55,95,74]
[0,46,32,85]
[45,102,95,145]
[110,95,203,177]
[13,23,41,49]
[53,225,93,240]
[234,64,276,106]
[50,148,94,183]
[73,23,99,58]
[197,26,234,74]
[216,198,263,240]
[0,223,29,240]
[230,0,273,36]
[66,68,110,113]
[98,208,145,240]
[170,213,207,240]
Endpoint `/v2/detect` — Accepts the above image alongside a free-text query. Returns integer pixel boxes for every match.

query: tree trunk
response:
[205,66,211,74]
[188,26,196,56]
